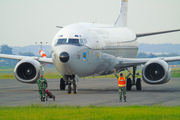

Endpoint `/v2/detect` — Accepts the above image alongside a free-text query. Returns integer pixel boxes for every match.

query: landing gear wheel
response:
[68,83,71,94]
[126,78,132,90]
[73,80,77,94]
[73,84,77,94]
[136,78,141,90]
[60,78,66,90]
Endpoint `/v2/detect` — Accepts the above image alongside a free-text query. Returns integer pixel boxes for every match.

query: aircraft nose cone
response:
[59,52,69,63]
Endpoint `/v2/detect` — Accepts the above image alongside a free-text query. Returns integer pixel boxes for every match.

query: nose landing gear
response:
[60,75,77,94]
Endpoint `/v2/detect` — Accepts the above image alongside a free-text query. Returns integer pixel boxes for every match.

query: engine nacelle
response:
[142,58,171,84]
[14,59,42,83]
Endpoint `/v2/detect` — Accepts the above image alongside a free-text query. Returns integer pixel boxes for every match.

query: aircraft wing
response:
[114,56,180,69]
[114,57,150,69]
[0,54,53,64]
[136,29,180,38]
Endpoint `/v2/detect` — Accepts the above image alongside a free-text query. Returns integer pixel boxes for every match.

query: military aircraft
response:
[0,0,180,94]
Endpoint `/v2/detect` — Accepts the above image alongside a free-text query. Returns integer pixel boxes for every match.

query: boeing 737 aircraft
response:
[0,0,180,94]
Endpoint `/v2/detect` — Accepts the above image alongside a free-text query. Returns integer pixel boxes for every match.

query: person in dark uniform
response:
[37,74,47,102]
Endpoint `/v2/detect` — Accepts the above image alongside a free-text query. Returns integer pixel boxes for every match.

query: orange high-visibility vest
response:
[118,76,126,87]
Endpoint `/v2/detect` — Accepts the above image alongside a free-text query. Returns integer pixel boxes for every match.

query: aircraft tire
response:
[126,78,132,90]
[68,83,71,94]
[60,78,66,90]
[73,84,77,94]
[136,78,141,90]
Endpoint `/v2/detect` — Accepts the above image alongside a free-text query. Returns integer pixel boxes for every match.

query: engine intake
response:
[142,58,171,84]
[14,59,41,83]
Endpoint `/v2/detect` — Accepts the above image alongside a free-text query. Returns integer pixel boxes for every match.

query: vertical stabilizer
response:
[115,0,128,27]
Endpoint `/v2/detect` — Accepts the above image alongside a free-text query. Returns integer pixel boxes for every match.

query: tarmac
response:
[0,78,180,106]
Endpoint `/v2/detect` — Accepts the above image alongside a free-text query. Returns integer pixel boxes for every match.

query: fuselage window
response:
[57,38,67,44]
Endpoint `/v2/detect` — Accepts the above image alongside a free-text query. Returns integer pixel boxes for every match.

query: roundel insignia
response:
[83,52,87,60]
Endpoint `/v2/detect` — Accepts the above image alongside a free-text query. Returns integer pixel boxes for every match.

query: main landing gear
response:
[60,75,77,94]
[126,67,142,91]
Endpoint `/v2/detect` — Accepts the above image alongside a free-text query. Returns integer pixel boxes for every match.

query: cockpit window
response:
[83,39,87,44]
[80,39,84,45]
[55,38,86,46]
[68,39,79,44]
[57,38,67,44]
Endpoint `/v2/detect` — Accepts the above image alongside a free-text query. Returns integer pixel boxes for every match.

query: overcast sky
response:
[0,0,180,47]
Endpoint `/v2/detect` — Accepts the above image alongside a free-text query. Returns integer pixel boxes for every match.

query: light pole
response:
[35,42,48,50]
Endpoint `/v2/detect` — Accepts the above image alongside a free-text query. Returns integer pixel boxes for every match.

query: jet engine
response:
[14,59,42,83]
[142,58,171,84]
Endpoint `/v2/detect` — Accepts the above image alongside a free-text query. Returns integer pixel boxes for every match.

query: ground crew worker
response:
[37,74,47,102]
[114,69,131,102]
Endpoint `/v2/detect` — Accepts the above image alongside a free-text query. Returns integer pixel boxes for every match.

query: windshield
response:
[57,38,67,44]
[55,38,85,46]
[68,39,79,44]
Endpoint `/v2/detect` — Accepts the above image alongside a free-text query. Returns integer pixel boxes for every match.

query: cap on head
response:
[120,73,123,77]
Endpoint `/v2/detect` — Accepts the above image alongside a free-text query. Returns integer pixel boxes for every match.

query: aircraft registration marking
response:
[77,54,80,59]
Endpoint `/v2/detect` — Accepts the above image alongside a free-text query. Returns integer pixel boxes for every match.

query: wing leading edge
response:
[0,54,53,64]
[114,56,180,69]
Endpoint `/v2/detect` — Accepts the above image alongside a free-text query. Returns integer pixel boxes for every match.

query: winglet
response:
[114,0,128,27]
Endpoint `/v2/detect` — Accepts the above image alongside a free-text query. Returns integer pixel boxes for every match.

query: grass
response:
[0,69,13,71]
[0,67,180,79]
[0,73,14,79]
[0,67,63,79]
[171,67,180,77]
[0,104,180,120]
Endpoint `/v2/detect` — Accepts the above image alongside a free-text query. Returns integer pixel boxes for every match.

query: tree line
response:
[0,45,36,68]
